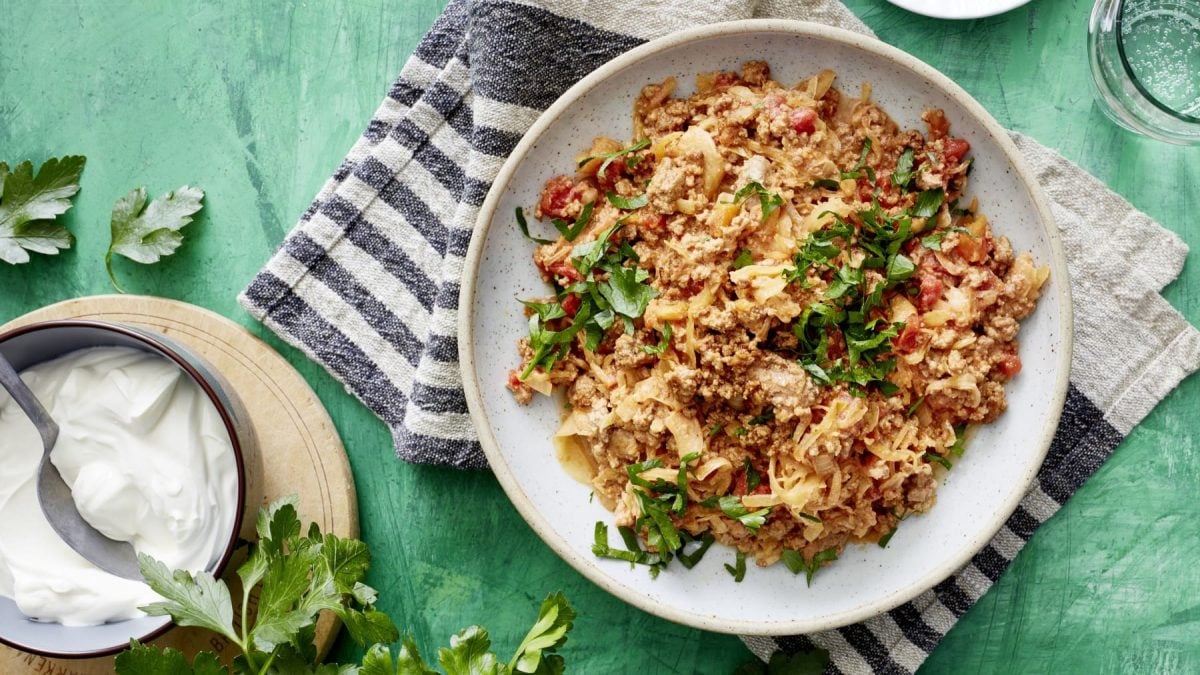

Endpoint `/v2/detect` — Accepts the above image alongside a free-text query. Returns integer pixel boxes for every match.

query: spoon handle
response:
[0,351,59,453]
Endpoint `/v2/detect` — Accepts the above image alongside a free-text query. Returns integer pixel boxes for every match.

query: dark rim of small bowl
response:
[0,319,248,659]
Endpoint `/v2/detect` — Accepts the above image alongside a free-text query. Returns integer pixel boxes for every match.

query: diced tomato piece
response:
[548,260,582,282]
[790,107,818,134]
[917,274,943,312]
[944,138,970,165]
[507,370,523,390]
[998,353,1022,377]
[752,481,771,496]
[894,316,923,354]
[539,176,576,219]
[561,293,581,317]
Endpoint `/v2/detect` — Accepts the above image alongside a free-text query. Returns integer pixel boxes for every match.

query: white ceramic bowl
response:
[461,20,1071,635]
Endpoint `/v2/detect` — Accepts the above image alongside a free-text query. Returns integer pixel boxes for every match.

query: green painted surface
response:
[0,1,1197,673]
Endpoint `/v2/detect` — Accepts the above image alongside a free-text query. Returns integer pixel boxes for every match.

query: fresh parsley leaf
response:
[507,592,576,674]
[840,138,873,180]
[732,248,754,269]
[886,253,916,284]
[521,300,567,322]
[811,178,841,191]
[606,191,648,210]
[949,424,968,457]
[724,550,747,582]
[925,451,953,470]
[360,640,440,675]
[677,533,716,569]
[599,263,658,318]
[781,550,806,575]
[578,138,650,176]
[878,526,899,548]
[734,181,784,222]
[0,155,86,264]
[115,641,226,675]
[892,147,915,189]
[642,322,673,355]
[438,625,501,675]
[798,512,822,524]
[718,496,771,531]
[708,423,724,437]
[569,222,623,276]
[550,201,593,241]
[912,188,945,218]
[137,554,239,644]
[516,207,554,245]
[106,185,205,292]
[733,426,748,437]
[805,548,839,586]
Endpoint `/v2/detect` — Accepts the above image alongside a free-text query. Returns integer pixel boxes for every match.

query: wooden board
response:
[0,295,357,672]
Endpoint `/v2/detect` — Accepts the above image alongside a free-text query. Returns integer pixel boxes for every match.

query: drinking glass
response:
[1089,0,1200,144]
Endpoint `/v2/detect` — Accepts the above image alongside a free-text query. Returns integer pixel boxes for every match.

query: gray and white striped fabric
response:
[238,1,1200,672]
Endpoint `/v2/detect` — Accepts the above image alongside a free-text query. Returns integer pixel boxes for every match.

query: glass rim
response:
[1115,0,1200,124]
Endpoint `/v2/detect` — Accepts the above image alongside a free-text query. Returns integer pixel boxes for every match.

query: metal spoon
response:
[0,351,141,580]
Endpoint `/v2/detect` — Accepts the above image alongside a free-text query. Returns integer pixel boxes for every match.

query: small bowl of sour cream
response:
[0,319,254,658]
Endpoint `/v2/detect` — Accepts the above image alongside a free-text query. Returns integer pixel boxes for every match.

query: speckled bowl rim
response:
[0,319,249,658]
[460,19,1073,635]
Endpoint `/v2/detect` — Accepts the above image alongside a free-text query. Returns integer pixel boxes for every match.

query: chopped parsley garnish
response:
[743,459,761,493]
[717,496,771,532]
[708,423,724,437]
[642,322,673,355]
[550,201,593,241]
[520,222,658,379]
[891,147,915,189]
[578,138,650,176]
[784,189,951,394]
[732,426,748,437]
[878,526,898,548]
[606,191,648,210]
[748,408,774,425]
[912,188,945,218]
[732,248,754,269]
[811,178,842,191]
[920,225,971,250]
[734,181,784,222]
[724,550,747,582]
[925,451,953,470]
[677,533,716,569]
[798,512,822,524]
[949,424,968,457]
[840,138,875,181]
[781,547,840,586]
[515,206,553,244]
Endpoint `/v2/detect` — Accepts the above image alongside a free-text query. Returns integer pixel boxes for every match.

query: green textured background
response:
[2,1,1198,672]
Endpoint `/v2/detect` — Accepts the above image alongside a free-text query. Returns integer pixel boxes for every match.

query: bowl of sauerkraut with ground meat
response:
[460,20,1071,635]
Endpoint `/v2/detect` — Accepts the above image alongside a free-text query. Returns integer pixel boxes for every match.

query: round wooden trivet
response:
[0,295,357,672]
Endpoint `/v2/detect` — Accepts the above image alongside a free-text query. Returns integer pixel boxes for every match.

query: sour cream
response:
[0,347,237,626]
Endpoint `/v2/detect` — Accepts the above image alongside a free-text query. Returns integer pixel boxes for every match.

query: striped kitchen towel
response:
[238,0,1200,672]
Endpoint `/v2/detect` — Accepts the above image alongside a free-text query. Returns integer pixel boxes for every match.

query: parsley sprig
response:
[734,181,784,222]
[116,497,579,675]
[781,547,840,586]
